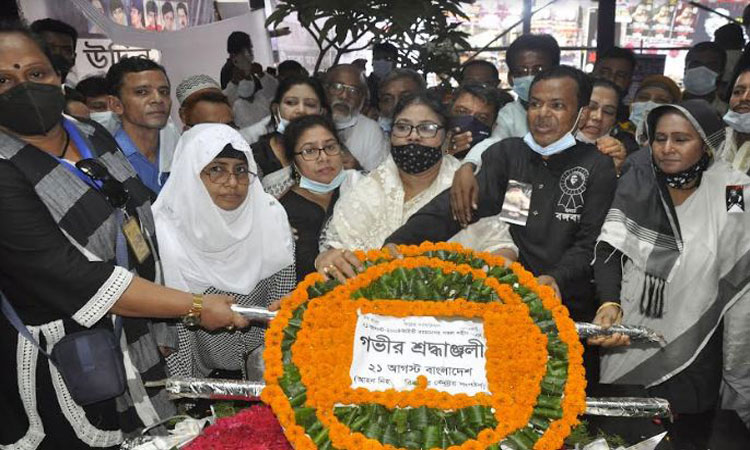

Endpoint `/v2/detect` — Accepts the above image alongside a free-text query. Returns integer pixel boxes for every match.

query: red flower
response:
[185,404,293,450]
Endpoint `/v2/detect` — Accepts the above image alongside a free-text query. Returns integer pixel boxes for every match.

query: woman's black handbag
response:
[1,291,127,406]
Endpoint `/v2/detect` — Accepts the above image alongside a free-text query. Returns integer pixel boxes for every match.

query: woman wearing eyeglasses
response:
[278,115,361,281]
[245,76,330,198]
[0,24,246,449]
[315,92,517,282]
[153,124,295,380]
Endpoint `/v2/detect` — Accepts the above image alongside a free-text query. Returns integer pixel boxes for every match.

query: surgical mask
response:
[448,115,491,147]
[276,114,290,134]
[89,110,117,129]
[299,167,346,193]
[683,66,718,96]
[629,101,660,128]
[390,143,443,174]
[574,129,596,145]
[523,108,583,157]
[512,75,534,102]
[372,59,394,78]
[377,116,392,133]
[723,110,750,134]
[0,82,65,135]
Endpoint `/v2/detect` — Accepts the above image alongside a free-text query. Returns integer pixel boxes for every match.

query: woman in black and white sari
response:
[154,124,295,380]
[592,99,750,444]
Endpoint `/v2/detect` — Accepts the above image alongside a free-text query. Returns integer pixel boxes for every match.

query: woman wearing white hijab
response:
[153,124,295,379]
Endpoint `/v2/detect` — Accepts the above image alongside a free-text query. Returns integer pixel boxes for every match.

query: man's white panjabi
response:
[153,123,294,294]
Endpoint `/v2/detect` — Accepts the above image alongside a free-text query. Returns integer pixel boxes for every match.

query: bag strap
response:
[1,291,54,360]
[1,210,131,360]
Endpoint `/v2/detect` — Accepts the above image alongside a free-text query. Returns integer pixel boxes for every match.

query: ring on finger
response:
[226,325,235,332]
[326,264,337,273]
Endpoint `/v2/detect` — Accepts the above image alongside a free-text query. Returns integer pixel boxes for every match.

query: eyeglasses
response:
[201,165,256,185]
[327,82,362,97]
[75,159,130,209]
[391,122,444,138]
[295,142,342,161]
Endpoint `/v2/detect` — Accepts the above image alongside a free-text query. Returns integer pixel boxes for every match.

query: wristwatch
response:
[182,294,204,328]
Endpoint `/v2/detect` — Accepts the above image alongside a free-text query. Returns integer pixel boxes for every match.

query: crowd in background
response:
[2,7,750,449]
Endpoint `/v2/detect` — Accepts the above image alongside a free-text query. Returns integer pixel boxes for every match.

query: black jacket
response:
[386,137,618,321]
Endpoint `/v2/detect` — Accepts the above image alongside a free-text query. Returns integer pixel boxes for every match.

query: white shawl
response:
[322,154,517,254]
[153,124,294,294]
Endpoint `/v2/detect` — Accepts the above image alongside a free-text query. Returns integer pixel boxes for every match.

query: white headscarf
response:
[153,124,294,294]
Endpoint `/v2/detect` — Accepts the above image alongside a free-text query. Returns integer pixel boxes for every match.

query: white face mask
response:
[89,110,118,131]
[724,110,750,134]
[276,114,290,134]
[377,116,392,133]
[683,66,719,96]
[524,109,584,156]
[511,75,534,102]
[629,101,660,128]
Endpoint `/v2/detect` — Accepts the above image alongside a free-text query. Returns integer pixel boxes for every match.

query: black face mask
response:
[0,82,65,136]
[390,143,443,174]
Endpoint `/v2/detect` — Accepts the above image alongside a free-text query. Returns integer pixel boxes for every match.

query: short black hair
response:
[182,90,230,113]
[278,60,307,79]
[506,34,560,72]
[687,41,727,73]
[177,2,188,14]
[30,18,78,48]
[161,2,173,15]
[591,77,624,105]
[714,23,745,50]
[283,115,341,161]
[1,20,54,66]
[451,83,504,120]
[373,42,398,57]
[227,31,251,55]
[146,1,157,14]
[596,46,637,72]
[76,76,109,98]
[106,56,169,97]
[65,86,86,103]
[459,60,499,85]
[392,91,448,127]
[529,65,592,110]
[110,0,124,12]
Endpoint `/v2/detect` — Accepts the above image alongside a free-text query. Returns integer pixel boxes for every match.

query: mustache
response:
[331,100,353,112]
[734,101,750,110]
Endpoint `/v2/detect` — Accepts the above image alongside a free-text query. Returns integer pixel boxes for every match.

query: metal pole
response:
[523,0,533,35]
[597,0,617,55]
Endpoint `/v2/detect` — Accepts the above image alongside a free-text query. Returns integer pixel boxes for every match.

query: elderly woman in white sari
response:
[153,124,295,379]
[592,100,750,445]
[316,92,517,281]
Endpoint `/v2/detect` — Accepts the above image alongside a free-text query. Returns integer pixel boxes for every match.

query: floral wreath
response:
[262,242,586,450]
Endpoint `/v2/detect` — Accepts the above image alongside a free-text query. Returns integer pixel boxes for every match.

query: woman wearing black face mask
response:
[314,92,517,282]
[0,23,246,450]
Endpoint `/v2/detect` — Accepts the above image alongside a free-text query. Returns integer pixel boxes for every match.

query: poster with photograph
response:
[499,180,532,226]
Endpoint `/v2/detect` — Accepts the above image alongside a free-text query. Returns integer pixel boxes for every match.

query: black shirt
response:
[279,188,339,281]
[386,138,618,321]
[251,133,284,178]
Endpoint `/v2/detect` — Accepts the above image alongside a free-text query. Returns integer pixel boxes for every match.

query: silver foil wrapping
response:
[163,377,265,400]
[231,305,278,322]
[585,397,672,419]
[575,322,666,344]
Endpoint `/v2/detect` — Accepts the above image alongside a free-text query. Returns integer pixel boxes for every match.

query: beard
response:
[331,100,359,124]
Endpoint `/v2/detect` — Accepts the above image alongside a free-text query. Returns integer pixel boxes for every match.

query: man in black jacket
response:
[386,66,617,322]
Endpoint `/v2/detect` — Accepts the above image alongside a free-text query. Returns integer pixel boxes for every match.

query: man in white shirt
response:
[220,32,273,128]
[324,64,390,171]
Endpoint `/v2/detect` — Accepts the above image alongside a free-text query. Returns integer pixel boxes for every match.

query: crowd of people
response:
[2,9,750,449]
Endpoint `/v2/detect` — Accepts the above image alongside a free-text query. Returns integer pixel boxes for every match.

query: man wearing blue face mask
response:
[386,66,617,324]
[451,34,560,205]
[719,65,750,174]
[683,42,728,115]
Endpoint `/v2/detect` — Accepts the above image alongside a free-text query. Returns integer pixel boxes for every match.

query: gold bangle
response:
[182,294,204,328]
[597,301,622,317]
